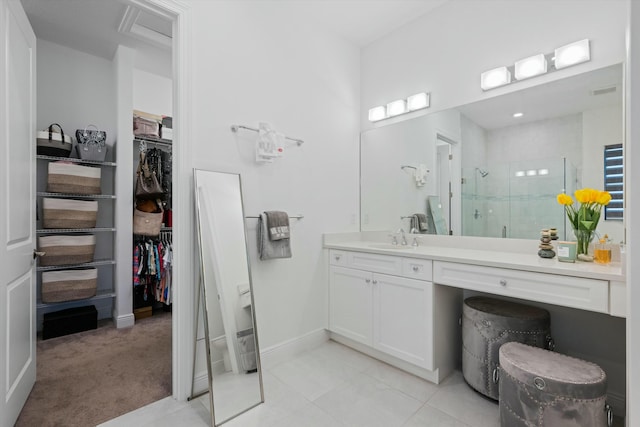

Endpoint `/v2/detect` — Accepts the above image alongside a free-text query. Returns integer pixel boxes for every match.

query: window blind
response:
[604,143,623,220]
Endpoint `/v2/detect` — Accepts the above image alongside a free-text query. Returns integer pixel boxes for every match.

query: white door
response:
[0,0,37,425]
[329,266,373,345]
[373,273,433,369]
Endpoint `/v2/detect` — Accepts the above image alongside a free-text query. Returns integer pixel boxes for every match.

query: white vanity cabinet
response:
[328,249,461,382]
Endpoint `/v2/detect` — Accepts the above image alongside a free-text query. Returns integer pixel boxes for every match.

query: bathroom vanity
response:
[324,232,626,385]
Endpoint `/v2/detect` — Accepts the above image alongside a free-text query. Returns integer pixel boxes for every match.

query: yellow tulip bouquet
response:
[556,188,611,255]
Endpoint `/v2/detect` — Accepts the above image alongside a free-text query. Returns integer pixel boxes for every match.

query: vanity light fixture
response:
[538,169,549,175]
[514,54,547,80]
[513,112,524,118]
[554,39,590,70]
[526,169,537,176]
[368,92,430,122]
[480,66,511,90]
[387,99,408,117]
[480,39,590,91]
[407,92,430,111]
[368,106,387,122]
[515,171,525,177]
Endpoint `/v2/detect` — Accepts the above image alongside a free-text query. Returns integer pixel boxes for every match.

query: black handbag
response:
[135,151,164,199]
[37,123,73,157]
[75,125,107,162]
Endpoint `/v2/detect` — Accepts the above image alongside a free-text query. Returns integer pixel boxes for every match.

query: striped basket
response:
[37,234,96,266]
[42,198,98,229]
[41,268,97,303]
[47,162,101,195]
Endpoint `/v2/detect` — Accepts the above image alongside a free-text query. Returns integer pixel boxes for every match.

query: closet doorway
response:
[14,0,190,424]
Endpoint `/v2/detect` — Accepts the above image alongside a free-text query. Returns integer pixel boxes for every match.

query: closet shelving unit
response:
[132,136,173,317]
[35,154,117,320]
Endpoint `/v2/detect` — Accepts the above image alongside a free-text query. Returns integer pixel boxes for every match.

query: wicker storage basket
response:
[42,198,98,229]
[41,268,97,303]
[47,162,101,195]
[37,234,96,266]
[499,342,609,427]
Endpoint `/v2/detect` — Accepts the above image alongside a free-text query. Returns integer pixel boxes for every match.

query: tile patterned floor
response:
[100,340,623,427]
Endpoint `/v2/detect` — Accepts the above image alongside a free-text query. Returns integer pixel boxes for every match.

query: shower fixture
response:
[476,168,489,178]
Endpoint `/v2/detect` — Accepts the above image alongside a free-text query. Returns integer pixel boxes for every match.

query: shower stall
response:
[462,157,577,239]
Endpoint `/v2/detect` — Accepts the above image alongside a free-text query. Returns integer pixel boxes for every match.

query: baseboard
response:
[191,372,209,396]
[259,328,329,370]
[113,312,135,329]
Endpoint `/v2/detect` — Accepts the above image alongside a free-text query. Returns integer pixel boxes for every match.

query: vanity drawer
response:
[346,251,402,275]
[329,250,348,267]
[433,261,609,313]
[402,258,433,281]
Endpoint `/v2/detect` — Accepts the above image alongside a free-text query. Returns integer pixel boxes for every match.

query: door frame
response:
[127,0,194,401]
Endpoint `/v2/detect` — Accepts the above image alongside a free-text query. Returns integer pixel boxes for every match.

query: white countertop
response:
[323,233,625,282]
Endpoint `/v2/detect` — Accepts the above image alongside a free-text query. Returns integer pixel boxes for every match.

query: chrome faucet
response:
[397,228,408,245]
[412,237,419,247]
[388,233,398,245]
[410,227,419,234]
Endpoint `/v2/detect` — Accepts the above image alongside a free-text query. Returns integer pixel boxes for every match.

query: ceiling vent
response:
[118,5,172,49]
[590,85,618,96]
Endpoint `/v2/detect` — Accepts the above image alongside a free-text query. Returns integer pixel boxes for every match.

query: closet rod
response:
[230,124,304,146]
[245,214,304,219]
[135,137,172,149]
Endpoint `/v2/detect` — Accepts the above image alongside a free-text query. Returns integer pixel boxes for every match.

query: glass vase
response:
[574,228,594,256]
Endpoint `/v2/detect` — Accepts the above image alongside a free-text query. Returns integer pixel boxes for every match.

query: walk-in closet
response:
[13,1,177,425]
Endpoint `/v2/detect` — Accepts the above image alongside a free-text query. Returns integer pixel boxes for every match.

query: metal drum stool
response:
[499,342,611,427]
[462,296,552,400]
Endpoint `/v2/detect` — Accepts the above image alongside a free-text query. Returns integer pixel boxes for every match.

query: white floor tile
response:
[269,348,359,401]
[101,340,624,427]
[426,371,499,427]
[314,372,423,427]
[364,360,439,403]
[402,404,470,427]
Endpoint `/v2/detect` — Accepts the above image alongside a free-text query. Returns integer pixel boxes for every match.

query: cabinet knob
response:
[500,279,507,286]
[335,255,341,261]
[372,280,378,285]
[365,279,371,284]
[412,265,419,272]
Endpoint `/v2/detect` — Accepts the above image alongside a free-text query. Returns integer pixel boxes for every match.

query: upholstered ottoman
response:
[462,296,551,400]
[499,342,611,427]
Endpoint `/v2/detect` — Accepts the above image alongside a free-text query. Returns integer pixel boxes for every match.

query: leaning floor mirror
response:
[193,169,264,426]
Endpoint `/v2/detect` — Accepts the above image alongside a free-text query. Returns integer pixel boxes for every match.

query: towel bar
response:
[231,124,304,146]
[246,215,304,219]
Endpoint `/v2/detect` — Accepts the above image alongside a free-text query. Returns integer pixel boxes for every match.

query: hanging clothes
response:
[133,232,173,307]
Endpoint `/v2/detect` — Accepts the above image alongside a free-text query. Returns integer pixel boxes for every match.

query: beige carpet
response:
[16,311,172,427]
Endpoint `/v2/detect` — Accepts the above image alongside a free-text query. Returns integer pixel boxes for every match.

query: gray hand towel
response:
[258,213,292,260]
[412,213,428,233]
[265,211,290,240]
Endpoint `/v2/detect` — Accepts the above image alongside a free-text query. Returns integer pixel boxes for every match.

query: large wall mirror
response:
[194,169,264,426]
[361,63,624,243]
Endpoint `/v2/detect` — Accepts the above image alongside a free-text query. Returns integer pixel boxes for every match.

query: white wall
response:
[36,39,116,325]
[184,1,360,350]
[133,69,172,117]
[362,0,627,131]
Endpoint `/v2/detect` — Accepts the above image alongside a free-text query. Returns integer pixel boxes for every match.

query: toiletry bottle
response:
[594,235,611,265]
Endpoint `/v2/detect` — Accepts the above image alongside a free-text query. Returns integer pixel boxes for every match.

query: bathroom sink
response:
[368,243,414,250]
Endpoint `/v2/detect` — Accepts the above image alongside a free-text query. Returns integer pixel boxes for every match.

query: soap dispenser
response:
[594,234,611,265]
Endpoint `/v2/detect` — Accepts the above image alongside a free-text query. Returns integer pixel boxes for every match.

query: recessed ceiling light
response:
[513,112,524,118]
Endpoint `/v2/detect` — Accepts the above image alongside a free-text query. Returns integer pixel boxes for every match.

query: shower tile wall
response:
[462,113,581,239]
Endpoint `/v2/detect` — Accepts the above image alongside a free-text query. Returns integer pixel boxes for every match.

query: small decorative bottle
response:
[538,229,556,259]
[594,234,611,265]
